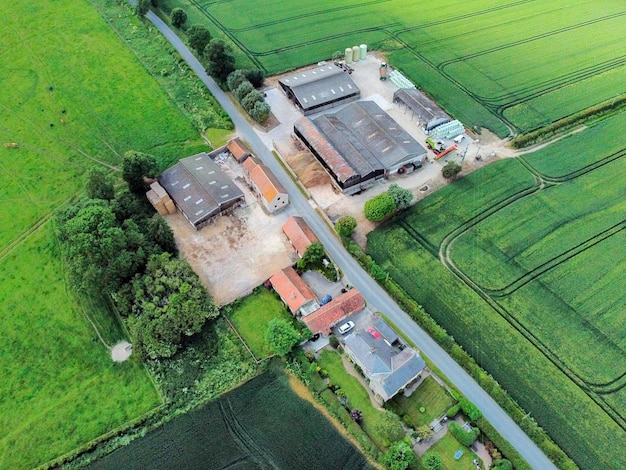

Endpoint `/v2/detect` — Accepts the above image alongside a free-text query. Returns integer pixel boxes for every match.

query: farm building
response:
[226,138,251,163]
[342,316,426,402]
[302,289,365,336]
[294,101,427,194]
[279,64,360,115]
[159,153,244,230]
[282,216,318,257]
[146,181,176,216]
[393,88,450,123]
[242,157,289,213]
[269,267,319,316]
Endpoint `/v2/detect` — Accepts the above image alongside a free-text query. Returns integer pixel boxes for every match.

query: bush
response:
[459,397,482,421]
[244,69,265,88]
[335,215,357,237]
[442,161,462,180]
[250,100,270,123]
[241,89,264,112]
[449,421,480,446]
[170,8,187,28]
[387,183,413,210]
[329,335,340,349]
[364,193,396,222]
[384,440,415,470]
[376,411,405,443]
[423,451,442,470]
[233,81,254,102]
[446,403,461,418]
[227,70,248,92]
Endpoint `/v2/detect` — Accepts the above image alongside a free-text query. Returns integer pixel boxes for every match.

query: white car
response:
[453,134,465,143]
[337,321,355,335]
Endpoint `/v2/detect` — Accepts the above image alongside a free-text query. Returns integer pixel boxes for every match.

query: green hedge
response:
[449,421,480,447]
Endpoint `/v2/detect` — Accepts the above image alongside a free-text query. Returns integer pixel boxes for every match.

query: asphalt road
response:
[144,10,556,469]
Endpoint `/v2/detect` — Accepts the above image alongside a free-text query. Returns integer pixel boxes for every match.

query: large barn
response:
[279,64,360,115]
[294,101,427,194]
[159,153,244,230]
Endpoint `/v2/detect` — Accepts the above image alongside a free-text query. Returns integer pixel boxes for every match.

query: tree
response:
[124,253,218,359]
[241,89,264,112]
[170,8,187,28]
[205,39,235,84]
[442,160,462,180]
[86,166,115,201]
[376,411,405,443]
[364,193,396,222]
[135,0,150,16]
[335,215,357,237]
[369,262,387,281]
[265,318,300,356]
[122,151,157,193]
[384,441,415,470]
[244,69,265,88]
[233,80,254,101]
[150,0,159,6]
[250,100,271,123]
[187,24,211,53]
[227,70,247,91]
[296,241,325,271]
[387,183,413,210]
[146,214,178,255]
[423,451,442,470]
[416,425,433,440]
[492,459,513,470]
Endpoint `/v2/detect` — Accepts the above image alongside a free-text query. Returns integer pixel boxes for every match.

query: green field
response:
[227,289,301,359]
[89,368,373,469]
[368,113,626,469]
[164,0,626,135]
[0,0,222,467]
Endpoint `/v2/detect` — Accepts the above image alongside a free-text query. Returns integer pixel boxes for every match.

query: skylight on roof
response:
[221,194,229,198]
[209,180,216,185]
[208,170,215,175]
[196,198,204,205]
[220,185,228,189]
[183,183,190,189]
[196,166,203,170]
[184,196,191,201]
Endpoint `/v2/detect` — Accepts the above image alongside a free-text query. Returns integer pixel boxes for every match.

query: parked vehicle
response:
[337,321,355,335]
[379,62,387,80]
[320,294,332,306]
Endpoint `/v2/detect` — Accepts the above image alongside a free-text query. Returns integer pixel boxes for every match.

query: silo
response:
[360,44,367,60]
[352,46,360,62]
[345,47,353,63]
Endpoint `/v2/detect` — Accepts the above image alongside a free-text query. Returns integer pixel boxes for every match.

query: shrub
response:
[442,161,462,180]
[250,100,270,124]
[449,421,480,446]
[446,403,461,418]
[376,411,405,443]
[227,70,247,91]
[241,89,264,112]
[423,451,442,470]
[459,397,482,421]
[364,193,396,222]
[244,69,265,88]
[233,81,254,102]
[384,440,415,470]
[335,215,357,237]
[329,335,340,349]
[387,183,413,210]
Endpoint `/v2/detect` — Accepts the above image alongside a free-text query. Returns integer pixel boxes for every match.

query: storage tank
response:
[345,47,353,63]
[352,46,360,62]
[360,44,367,60]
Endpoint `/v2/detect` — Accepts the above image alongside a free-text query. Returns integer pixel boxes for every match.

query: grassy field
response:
[0,0,232,467]
[389,376,455,429]
[227,289,301,359]
[89,368,373,469]
[368,114,626,469]
[0,224,159,469]
[162,0,626,136]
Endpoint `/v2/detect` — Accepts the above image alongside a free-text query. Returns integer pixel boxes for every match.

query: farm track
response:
[0,213,53,264]
[219,398,279,469]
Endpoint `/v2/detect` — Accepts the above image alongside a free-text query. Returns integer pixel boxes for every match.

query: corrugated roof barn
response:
[279,64,360,115]
[159,153,244,230]
[294,101,427,193]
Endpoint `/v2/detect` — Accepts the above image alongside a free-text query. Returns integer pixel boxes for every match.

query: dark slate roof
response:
[373,317,399,344]
[343,331,393,374]
[382,352,426,397]
[279,64,360,111]
[159,153,244,227]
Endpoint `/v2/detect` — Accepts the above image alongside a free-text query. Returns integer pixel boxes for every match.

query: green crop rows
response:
[90,369,372,469]
[368,113,626,470]
[164,0,625,136]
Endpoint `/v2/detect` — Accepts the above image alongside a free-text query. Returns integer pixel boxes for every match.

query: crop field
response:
[0,0,220,467]
[89,369,372,469]
[367,113,626,470]
[165,0,625,136]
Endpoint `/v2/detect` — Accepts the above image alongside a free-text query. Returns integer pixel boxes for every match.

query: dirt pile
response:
[286,151,330,188]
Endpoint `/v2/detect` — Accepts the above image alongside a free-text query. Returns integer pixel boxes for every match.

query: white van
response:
[337,321,355,335]
[453,135,465,143]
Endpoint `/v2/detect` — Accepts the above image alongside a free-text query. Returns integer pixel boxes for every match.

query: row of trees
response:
[56,153,217,359]
[364,183,414,222]
[227,70,270,123]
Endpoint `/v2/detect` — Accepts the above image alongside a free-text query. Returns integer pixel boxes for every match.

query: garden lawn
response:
[226,289,300,359]
[423,432,484,470]
[390,376,455,428]
[317,349,390,449]
[0,224,159,469]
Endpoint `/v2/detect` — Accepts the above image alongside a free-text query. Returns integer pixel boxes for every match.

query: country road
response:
[142,8,557,469]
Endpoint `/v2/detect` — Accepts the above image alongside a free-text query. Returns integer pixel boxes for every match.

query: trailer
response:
[434,143,458,160]
[379,62,388,80]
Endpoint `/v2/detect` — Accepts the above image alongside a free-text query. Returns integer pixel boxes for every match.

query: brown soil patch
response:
[287,375,382,469]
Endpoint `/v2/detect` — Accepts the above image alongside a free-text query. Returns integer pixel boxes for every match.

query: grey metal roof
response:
[312,101,426,171]
[393,88,450,122]
[159,153,244,227]
[279,65,360,111]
